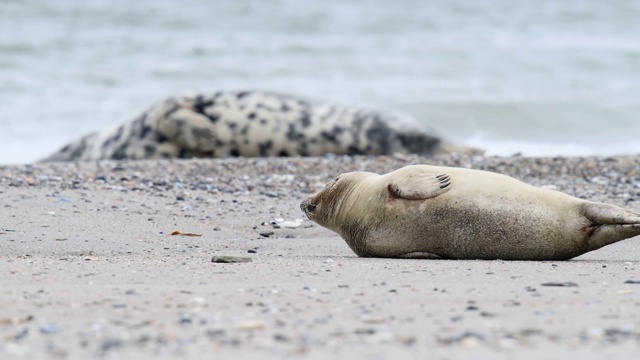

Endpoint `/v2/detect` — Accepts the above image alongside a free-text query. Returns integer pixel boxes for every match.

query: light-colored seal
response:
[301,165,640,260]
[41,91,482,161]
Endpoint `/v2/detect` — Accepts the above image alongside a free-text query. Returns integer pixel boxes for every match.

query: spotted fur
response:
[42,91,482,161]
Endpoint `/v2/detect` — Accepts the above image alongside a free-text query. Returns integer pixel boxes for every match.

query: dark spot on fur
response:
[230,148,241,157]
[140,125,153,138]
[164,104,182,118]
[347,145,360,155]
[156,133,171,144]
[321,131,339,144]
[193,97,215,115]
[287,124,304,141]
[248,112,256,120]
[259,141,273,156]
[102,126,125,149]
[112,145,128,160]
[397,133,440,154]
[205,113,220,123]
[144,145,156,158]
[365,117,391,154]
[279,150,289,157]
[240,125,249,136]
[299,112,311,128]
[236,91,249,99]
[281,103,291,112]
[191,128,214,145]
[260,119,268,125]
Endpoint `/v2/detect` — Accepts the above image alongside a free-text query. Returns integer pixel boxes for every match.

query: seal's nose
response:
[300,199,317,217]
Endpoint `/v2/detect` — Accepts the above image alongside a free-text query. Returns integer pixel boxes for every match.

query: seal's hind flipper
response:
[388,170,452,200]
[582,202,640,250]
[583,202,640,225]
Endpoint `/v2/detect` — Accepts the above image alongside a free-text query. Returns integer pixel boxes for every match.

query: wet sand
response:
[1,154,640,359]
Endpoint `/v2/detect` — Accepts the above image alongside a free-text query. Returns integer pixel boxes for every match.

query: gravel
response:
[1,154,640,359]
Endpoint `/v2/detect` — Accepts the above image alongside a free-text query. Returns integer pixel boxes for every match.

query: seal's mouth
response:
[300,198,317,219]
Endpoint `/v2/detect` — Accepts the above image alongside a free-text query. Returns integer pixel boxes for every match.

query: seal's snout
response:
[300,198,317,218]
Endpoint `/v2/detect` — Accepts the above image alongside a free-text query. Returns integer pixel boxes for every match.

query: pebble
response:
[272,219,303,229]
[40,323,61,334]
[4,155,640,357]
[541,282,579,287]
[211,256,252,263]
[236,320,265,331]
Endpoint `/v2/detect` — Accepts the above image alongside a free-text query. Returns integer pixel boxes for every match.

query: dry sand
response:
[1,154,640,359]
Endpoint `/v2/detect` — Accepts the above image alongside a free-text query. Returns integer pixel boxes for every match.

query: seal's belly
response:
[369,196,586,260]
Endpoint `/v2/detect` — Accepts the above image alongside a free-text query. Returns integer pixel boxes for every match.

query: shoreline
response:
[2,154,640,359]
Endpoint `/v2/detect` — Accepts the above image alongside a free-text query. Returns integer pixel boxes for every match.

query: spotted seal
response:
[42,91,481,161]
[301,165,640,260]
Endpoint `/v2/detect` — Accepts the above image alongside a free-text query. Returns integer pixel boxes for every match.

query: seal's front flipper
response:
[388,170,452,200]
[582,202,640,250]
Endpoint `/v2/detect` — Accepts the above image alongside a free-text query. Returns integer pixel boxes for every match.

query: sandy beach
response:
[2,154,640,359]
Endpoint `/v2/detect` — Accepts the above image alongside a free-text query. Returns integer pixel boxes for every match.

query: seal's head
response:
[301,172,373,231]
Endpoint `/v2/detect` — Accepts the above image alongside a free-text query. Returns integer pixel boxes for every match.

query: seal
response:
[41,91,482,161]
[301,165,640,260]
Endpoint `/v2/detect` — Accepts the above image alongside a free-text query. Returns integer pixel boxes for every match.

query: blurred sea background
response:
[2,0,640,164]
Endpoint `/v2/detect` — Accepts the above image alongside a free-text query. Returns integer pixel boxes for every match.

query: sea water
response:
[2,0,640,164]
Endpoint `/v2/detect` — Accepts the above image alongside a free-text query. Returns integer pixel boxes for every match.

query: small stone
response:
[273,220,303,229]
[14,328,29,340]
[247,249,257,254]
[259,231,274,238]
[236,320,265,331]
[361,315,386,324]
[40,324,61,334]
[541,282,578,287]
[206,328,225,337]
[624,280,640,284]
[176,191,189,201]
[354,327,376,335]
[211,256,252,263]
